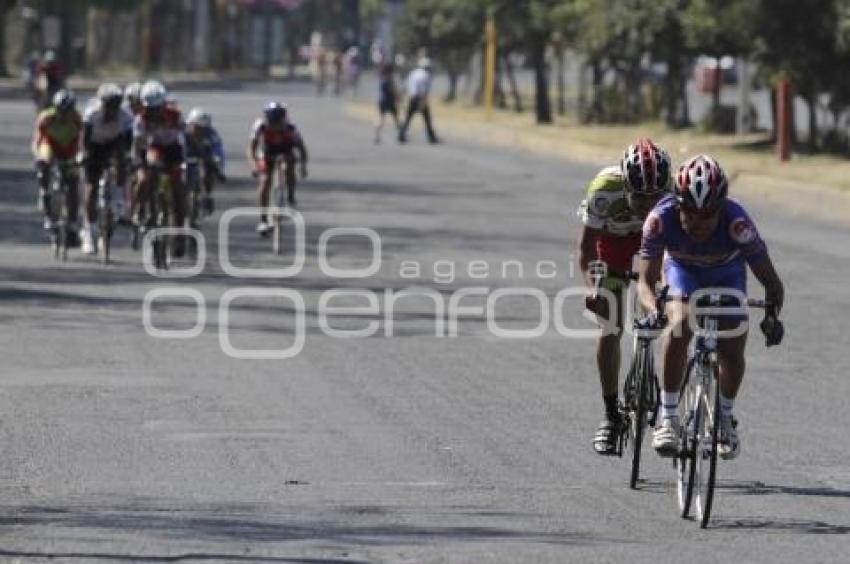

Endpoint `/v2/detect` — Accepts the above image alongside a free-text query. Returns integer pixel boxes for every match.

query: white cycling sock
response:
[720,393,735,418]
[659,391,679,420]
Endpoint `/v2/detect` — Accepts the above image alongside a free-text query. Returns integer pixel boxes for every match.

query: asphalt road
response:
[0,84,848,563]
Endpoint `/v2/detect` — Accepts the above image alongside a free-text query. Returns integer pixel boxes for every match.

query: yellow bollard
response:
[484,15,497,120]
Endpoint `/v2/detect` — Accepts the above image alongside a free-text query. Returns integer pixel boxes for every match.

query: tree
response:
[485,0,557,123]
[0,0,15,77]
[397,0,484,102]
[754,0,838,151]
[682,0,757,112]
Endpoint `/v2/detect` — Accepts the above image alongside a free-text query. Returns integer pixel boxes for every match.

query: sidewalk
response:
[347,100,850,227]
[0,68,312,98]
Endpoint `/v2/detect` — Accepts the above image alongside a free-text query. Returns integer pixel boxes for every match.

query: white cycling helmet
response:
[53,89,76,111]
[186,107,212,128]
[124,81,142,103]
[97,83,123,105]
[140,80,167,109]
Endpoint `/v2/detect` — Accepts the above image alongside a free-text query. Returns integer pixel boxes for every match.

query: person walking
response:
[398,57,439,144]
[375,63,400,144]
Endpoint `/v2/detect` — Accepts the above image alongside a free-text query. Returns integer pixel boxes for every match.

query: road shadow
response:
[710,517,850,534]
[718,480,850,499]
[0,550,361,563]
[0,497,618,554]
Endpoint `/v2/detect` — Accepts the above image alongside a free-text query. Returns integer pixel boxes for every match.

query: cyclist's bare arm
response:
[577,225,601,288]
[247,136,260,170]
[637,256,663,314]
[749,254,785,313]
[295,138,308,165]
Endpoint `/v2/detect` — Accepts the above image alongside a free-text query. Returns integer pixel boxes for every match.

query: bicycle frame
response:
[269,154,292,255]
[678,293,768,527]
[96,158,125,264]
[47,159,78,261]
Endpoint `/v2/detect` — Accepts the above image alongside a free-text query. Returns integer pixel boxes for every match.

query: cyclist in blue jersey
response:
[636,155,784,460]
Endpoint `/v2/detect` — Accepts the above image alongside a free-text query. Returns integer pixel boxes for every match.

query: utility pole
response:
[264,0,273,75]
[484,10,496,120]
[776,77,792,162]
[193,0,210,70]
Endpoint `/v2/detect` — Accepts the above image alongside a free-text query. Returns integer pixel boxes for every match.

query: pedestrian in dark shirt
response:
[375,63,400,144]
[36,50,66,109]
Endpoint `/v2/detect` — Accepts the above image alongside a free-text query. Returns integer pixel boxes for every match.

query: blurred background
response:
[2,1,849,154]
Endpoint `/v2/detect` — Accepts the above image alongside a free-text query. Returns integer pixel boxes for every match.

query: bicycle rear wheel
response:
[98,205,112,265]
[695,363,720,527]
[271,175,285,255]
[676,359,698,517]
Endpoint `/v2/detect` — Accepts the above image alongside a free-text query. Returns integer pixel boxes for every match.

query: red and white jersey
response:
[133,107,185,150]
[250,118,302,153]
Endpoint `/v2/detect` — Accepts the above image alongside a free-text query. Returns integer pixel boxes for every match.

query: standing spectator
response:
[398,57,439,144]
[332,50,344,96]
[344,46,361,96]
[315,48,328,95]
[35,50,66,110]
[23,51,41,110]
[375,63,400,144]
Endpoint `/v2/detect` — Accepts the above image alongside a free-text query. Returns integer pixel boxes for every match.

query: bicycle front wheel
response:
[628,347,649,489]
[695,363,720,527]
[676,359,698,518]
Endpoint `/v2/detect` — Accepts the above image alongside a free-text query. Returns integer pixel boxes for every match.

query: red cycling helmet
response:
[620,138,671,194]
[675,154,728,211]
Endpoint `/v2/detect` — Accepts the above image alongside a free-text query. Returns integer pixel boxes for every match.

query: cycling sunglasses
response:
[679,203,721,219]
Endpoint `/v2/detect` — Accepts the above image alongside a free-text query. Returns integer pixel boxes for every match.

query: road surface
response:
[0,84,848,562]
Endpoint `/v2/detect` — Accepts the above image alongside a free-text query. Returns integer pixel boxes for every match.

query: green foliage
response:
[87,0,141,10]
[396,0,484,73]
[681,0,758,58]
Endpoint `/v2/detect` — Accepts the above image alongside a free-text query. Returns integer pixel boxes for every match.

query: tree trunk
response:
[0,3,10,77]
[473,44,484,105]
[590,59,604,123]
[503,53,523,112]
[807,92,818,152]
[556,46,566,115]
[495,60,506,109]
[711,56,722,111]
[140,0,153,74]
[530,33,551,124]
[445,71,458,103]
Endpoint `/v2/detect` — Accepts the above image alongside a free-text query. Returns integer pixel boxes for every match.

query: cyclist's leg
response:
[257,156,273,228]
[592,233,639,410]
[63,163,80,225]
[284,153,296,204]
[709,263,750,458]
[596,278,626,398]
[84,149,106,225]
[35,162,51,220]
[169,165,186,227]
[593,277,626,455]
[654,260,695,455]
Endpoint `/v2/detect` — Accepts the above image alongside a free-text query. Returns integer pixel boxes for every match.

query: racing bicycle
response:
[675,294,778,527]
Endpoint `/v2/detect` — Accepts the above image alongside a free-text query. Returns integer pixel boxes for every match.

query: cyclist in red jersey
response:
[248,102,308,235]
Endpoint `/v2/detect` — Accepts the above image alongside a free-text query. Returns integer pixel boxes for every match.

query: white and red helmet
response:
[620,138,672,194]
[675,154,728,211]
